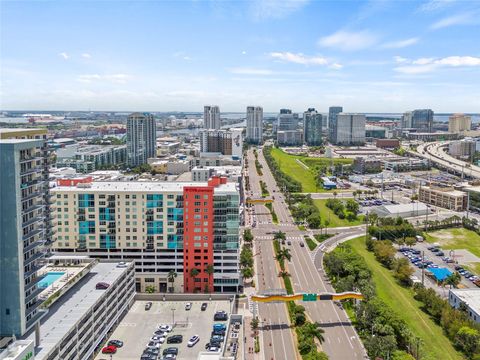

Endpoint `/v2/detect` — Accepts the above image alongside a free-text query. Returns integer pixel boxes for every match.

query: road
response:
[247,149,297,360]
[413,142,480,179]
[246,148,368,360]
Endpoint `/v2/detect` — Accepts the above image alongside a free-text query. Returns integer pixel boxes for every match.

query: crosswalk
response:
[248,296,258,315]
[255,235,304,241]
[256,221,295,227]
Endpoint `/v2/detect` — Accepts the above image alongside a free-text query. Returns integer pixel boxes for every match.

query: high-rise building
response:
[328,106,343,142]
[331,113,366,145]
[403,109,433,132]
[204,105,221,130]
[0,129,51,337]
[449,114,471,133]
[200,129,243,158]
[277,130,303,146]
[246,106,263,144]
[303,108,323,146]
[277,109,298,131]
[126,112,156,167]
[50,177,241,293]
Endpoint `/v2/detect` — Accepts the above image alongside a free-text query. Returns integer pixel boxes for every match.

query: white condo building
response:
[204,105,221,130]
[332,113,366,145]
[126,112,156,167]
[246,106,263,144]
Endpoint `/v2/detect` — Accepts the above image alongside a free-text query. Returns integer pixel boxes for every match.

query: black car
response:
[299,242,305,247]
[211,329,226,336]
[145,302,152,311]
[436,251,445,256]
[95,282,110,290]
[201,302,208,311]
[144,347,160,356]
[108,339,124,347]
[162,347,179,356]
[205,341,222,350]
[167,335,183,344]
[214,311,228,321]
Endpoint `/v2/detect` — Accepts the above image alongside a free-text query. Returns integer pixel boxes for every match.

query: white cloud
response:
[318,30,378,51]
[81,53,92,59]
[395,56,480,74]
[250,0,309,20]
[394,56,409,63]
[430,12,477,29]
[329,63,343,70]
[382,37,419,49]
[77,73,131,84]
[230,67,273,75]
[58,52,69,60]
[269,52,331,66]
[242,51,247,55]
[418,0,457,12]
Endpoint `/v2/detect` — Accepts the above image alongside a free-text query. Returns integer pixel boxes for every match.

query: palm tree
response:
[276,247,292,263]
[205,264,214,292]
[303,322,325,344]
[190,268,200,291]
[445,272,461,288]
[273,231,286,241]
[333,191,338,199]
[167,270,177,293]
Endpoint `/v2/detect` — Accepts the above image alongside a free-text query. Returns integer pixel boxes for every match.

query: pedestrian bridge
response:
[251,291,364,302]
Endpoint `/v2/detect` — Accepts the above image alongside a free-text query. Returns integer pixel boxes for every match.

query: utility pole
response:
[421,251,425,286]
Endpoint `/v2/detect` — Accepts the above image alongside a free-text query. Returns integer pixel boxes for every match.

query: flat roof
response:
[24,262,131,359]
[381,203,428,213]
[51,181,238,194]
[450,289,480,311]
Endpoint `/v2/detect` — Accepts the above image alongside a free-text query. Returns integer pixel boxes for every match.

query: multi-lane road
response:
[246,148,368,360]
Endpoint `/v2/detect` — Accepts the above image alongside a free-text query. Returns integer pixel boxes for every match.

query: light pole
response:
[171,307,176,326]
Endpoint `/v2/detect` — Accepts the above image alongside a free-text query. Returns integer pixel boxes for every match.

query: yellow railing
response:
[251,292,364,303]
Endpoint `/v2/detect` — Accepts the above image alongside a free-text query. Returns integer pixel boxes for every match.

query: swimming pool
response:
[38,272,65,288]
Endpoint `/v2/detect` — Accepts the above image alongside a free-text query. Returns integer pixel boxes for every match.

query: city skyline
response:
[1,0,480,112]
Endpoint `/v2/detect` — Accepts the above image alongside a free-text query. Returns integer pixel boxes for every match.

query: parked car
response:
[211,329,225,336]
[158,324,173,333]
[201,302,208,311]
[145,302,153,310]
[162,347,179,356]
[167,335,183,344]
[287,241,292,245]
[436,251,445,256]
[187,335,200,347]
[96,282,110,290]
[117,261,128,268]
[146,341,161,349]
[144,347,160,357]
[108,339,123,348]
[205,341,222,350]
[208,346,220,352]
[210,335,224,342]
[154,329,167,337]
[151,335,166,344]
[213,323,227,331]
[185,302,192,310]
[102,346,117,354]
[214,311,228,321]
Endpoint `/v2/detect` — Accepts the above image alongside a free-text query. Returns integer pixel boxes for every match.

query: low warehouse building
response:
[371,202,429,218]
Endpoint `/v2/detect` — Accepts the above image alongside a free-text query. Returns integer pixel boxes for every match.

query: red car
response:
[102,345,117,354]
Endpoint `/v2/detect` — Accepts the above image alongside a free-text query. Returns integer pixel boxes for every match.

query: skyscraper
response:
[448,114,471,133]
[126,112,156,167]
[277,109,298,131]
[246,106,263,144]
[406,109,434,132]
[204,105,221,130]
[0,129,51,337]
[303,108,323,146]
[331,113,366,145]
[328,106,343,142]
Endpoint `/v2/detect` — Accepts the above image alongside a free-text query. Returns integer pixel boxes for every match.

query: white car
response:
[151,335,166,344]
[208,346,220,352]
[158,324,172,333]
[187,335,199,347]
[185,302,192,311]
[146,341,161,349]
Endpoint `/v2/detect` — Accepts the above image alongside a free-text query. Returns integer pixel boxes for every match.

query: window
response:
[204,195,209,199]
[195,195,200,199]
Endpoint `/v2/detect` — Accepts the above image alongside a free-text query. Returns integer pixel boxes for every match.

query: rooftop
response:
[51,180,238,193]
[23,262,131,359]
[450,289,480,311]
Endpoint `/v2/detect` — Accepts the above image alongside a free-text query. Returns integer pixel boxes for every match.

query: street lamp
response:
[171,307,176,326]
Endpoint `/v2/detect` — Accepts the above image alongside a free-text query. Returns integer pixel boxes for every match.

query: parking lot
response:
[96,300,231,360]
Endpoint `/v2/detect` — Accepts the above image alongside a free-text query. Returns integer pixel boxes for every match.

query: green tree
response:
[445,272,462,289]
[346,199,360,215]
[405,237,416,247]
[302,322,325,344]
[167,270,177,293]
[373,240,396,267]
[205,264,215,291]
[242,266,254,279]
[251,317,259,331]
[276,247,292,263]
[190,268,200,287]
[454,326,480,357]
[145,285,156,294]
[307,213,321,228]
[273,231,286,241]
[392,257,414,285]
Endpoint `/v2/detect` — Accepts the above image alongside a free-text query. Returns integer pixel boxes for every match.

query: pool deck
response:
[38,265,87,301]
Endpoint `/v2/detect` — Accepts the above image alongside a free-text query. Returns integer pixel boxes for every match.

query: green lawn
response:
[313,199,364,227]
[269,147,352,193]
[424,227,480,258]
[348,236,463,360]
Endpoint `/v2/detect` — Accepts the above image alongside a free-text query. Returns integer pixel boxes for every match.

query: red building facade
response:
[183,186,215,293]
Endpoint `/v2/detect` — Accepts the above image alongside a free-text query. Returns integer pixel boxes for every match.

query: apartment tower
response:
[126,112,156,167]
[246,106,263,144]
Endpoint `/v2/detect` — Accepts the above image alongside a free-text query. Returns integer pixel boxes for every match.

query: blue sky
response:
[1,0,479,112]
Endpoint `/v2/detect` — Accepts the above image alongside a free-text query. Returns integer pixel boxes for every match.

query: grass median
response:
[313,199,364,227]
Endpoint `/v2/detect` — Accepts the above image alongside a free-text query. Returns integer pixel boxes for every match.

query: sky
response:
[1,0,480,113]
